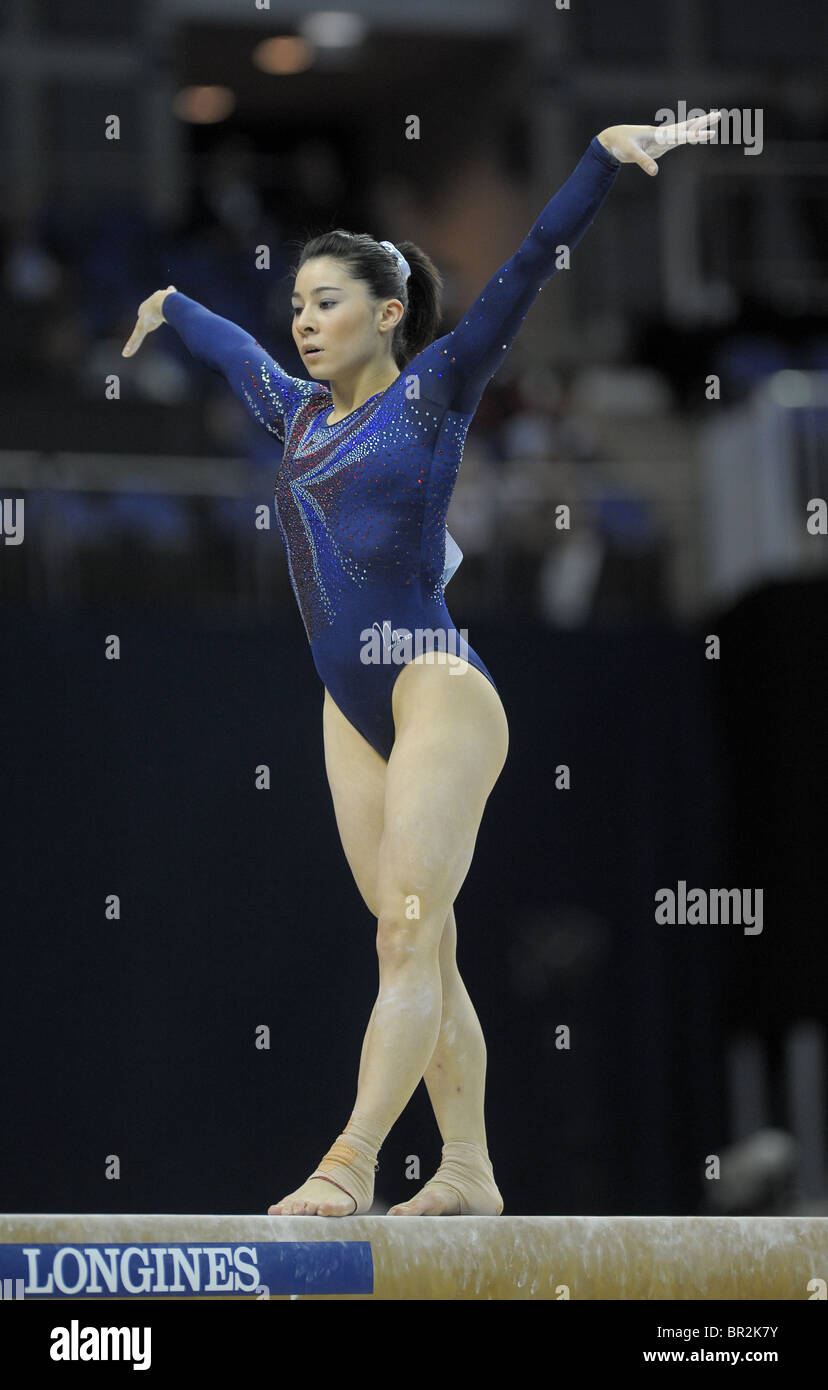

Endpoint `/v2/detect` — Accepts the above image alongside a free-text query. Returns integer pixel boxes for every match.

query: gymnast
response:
[122,112,720,1216]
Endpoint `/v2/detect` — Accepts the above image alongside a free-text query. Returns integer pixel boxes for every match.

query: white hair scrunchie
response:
[378,240,411,282]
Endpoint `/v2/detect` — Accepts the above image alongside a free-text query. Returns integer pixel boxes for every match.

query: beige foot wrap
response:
[420,1140,504,1215]
[309,1114,383,1215]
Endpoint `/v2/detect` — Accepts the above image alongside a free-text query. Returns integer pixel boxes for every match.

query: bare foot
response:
[387,1182,461,1216]
[268,1176,356,1217]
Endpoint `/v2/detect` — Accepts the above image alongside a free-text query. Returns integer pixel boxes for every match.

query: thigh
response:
[322,688,387,916]
[377,658,509,924]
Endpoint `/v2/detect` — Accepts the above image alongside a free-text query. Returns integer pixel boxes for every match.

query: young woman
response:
[123,113,720,1218]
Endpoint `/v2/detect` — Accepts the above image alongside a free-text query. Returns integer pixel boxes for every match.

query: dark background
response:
[1,0,826,1217]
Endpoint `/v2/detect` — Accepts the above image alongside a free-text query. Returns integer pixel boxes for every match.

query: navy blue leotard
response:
[163,136,620,759]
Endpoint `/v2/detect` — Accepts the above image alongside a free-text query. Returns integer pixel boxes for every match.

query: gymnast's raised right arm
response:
[410,111,722,419]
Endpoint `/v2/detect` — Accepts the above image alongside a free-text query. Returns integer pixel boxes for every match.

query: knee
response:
[438,910,458,974]
[376,906,441,968]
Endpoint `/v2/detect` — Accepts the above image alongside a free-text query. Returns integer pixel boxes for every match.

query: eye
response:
[291,301,336,315]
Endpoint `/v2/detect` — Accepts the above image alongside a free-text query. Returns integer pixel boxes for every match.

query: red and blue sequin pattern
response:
[162,137,620,741]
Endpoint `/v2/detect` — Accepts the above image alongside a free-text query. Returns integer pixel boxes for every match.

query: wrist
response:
[159,286,176,321]
[593,130,621,168]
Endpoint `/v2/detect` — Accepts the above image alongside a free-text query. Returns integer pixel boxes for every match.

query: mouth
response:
[303,346,324,358]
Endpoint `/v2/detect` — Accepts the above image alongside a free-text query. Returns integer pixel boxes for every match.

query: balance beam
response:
[1,1214,825,1300]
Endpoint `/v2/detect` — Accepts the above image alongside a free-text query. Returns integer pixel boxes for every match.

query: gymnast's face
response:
[291,256,402,379]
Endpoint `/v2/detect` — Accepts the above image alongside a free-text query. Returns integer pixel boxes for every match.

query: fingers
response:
[632,141,659,176]
[613,130,660,174]
[122,325,148,356]
[689,110,722,133]
[682,110,722,143]
[654,110,721,150]
[122,304,155,356]
[122,322,144,357]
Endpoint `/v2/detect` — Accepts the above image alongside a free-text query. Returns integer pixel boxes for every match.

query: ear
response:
[381,297,405,329]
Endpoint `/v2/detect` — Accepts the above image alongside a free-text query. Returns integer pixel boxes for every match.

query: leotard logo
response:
[376,620,410,657]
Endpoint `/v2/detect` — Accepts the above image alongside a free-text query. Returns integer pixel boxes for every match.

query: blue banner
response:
[0,1241,374,1298]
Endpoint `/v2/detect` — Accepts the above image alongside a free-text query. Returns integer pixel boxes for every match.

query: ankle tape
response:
[342,1112,385,1161]
[311,1134,378,1215]
[424,1141,503,1215]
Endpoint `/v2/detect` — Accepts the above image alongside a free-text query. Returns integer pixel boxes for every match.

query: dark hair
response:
[289,230,443,370]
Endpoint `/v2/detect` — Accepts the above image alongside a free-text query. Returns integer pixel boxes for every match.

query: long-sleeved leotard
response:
[163,136,620,759]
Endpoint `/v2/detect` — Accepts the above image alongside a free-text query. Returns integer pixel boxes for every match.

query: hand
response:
[597,111,722,176]
[122,286,177,356]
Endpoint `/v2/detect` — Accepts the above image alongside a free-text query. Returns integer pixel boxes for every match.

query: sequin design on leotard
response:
[163,136,621,755]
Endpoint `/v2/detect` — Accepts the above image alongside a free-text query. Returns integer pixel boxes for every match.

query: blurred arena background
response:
[1,0,827,1221]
